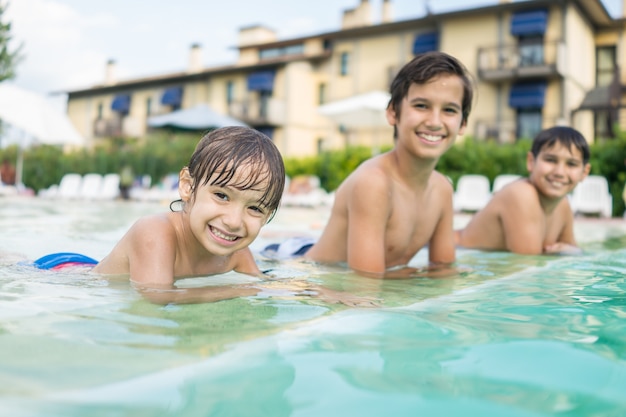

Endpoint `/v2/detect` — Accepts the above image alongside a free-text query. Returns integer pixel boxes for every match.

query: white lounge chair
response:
[281,175,332,208]
[56,173,83,199]
[570,175,613,218]
[99,173,121,200]
[78,173,104,200]
[453,174,492,212]
[492,174,522,193]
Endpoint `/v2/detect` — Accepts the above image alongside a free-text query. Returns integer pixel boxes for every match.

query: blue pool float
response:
[32,252,99,270]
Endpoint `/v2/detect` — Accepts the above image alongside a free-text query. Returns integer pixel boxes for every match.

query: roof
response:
[64,0,619,97]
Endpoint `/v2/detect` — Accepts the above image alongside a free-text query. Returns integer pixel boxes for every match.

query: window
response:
[596,46,616,86]
[594,110,612,139]
[146,97,152,117]
[518,35,544,66]
[226,81,235,105]
[516,109,542,140]
[317,138,324,154]
[340,52,349,76]
[318,83,326,105]
[97,103,103,120]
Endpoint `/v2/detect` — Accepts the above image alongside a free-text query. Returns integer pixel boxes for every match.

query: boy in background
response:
[304,51,475,278]
[456,126,591,255]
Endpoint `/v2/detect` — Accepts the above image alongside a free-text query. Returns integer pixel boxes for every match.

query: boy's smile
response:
[387,74,466,159]
[527,142,590,199]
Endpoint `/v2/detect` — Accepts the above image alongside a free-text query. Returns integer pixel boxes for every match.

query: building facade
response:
[64,0,626,157]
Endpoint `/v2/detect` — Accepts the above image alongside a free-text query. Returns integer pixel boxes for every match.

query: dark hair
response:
[185,126,285,221]
[531,126,590,164]
[388,51,474,126]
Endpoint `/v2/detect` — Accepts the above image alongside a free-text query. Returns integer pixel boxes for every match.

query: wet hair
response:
[388,51,474,126]
[181,126,285,221]
[531,126,590,164]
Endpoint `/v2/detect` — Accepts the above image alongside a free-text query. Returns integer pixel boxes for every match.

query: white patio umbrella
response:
[318,90,391,128]
[0,83,85,186]
[148,104,247,130]
[318,91,391,152]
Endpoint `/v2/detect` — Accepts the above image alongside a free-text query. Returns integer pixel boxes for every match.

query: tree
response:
[0,1,22,83]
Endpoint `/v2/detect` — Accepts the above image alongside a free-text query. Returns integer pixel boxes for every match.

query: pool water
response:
[1,198,626,416]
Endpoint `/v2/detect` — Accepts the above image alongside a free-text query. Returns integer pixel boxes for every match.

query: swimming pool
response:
[1,197,626,416]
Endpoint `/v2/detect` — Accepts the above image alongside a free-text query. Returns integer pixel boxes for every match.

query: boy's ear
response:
[178,167,193,201]
[582,162,591,178]
[526,151,535,172]
[457,120,467,136]
[385,105,398,126]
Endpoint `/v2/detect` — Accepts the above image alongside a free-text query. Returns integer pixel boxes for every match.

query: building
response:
[64,0,626,157]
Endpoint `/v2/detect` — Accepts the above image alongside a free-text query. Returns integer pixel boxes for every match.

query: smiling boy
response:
[304,52,474,278]
[456,126,591,255]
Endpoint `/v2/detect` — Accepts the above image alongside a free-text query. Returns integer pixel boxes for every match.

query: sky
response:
[3,0,623,99]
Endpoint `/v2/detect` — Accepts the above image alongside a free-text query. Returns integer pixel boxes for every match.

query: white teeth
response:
[422,133,442,142]
[211,227,237,241]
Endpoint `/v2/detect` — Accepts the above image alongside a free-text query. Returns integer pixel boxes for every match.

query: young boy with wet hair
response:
[92,126,286,303]
[456,126,591,255]
[302,51,475,278]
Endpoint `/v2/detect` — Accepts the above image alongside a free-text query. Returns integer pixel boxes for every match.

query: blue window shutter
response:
[511,9,548,36]
[412,32,439,55]
[111,94,131,113]
[161,86,183,106]
[247,71,275,92]
[509,82,547,108]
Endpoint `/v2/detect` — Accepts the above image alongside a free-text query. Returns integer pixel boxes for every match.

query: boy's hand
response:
[543,242,583,255]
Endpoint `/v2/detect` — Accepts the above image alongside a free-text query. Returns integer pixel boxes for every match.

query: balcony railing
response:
[477,41,566,82]
[228,98,286,126]
[474,116,564,143]
[94,116,142,138]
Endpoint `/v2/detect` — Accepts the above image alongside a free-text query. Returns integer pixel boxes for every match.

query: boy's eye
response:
[249,205,265,215]
[444,107,458,114]
[214,192,228,201]
[567,161,581,167]
[414,103,427,109]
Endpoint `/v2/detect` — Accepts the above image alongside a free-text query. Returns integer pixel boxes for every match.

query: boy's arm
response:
[544,205,583,255]
[345,173,392,275]
[232,247,263,276]
[133,283,259,305]
[127,219,259,304]
[427,180,456,265]
[500,189,546,254]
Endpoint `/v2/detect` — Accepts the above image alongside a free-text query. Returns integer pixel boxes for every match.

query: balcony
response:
[94,116,142,138]
[477,41,566,82]
[94,118,122,137]
[228,98,286,126]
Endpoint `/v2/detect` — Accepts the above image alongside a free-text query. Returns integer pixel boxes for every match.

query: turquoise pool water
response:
[1,198,626,417]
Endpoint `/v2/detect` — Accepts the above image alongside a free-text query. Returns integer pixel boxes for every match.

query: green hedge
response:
[1,131,624,217]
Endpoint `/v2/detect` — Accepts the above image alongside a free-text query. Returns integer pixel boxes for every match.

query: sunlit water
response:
[1,198,626,417]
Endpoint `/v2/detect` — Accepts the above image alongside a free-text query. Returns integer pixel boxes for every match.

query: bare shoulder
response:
[124,213,179,248]
[431,171,454,194]
[495,179,537,204]
[129,213,175,235]
[341,155,392,195]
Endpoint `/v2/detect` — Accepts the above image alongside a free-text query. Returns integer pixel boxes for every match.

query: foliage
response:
[588,132,626,217]
[0,1,23,83]
[437,137,531,186]
[1,131,624,217]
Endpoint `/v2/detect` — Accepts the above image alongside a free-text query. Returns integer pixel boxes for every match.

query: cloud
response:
[5,0,118,93]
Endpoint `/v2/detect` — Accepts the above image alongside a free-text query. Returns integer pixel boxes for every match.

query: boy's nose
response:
[553,162,567,176]
[426,110,442,127]
[221,207,244,230]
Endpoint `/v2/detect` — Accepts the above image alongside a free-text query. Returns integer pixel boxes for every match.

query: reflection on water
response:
[1,198,626,416]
